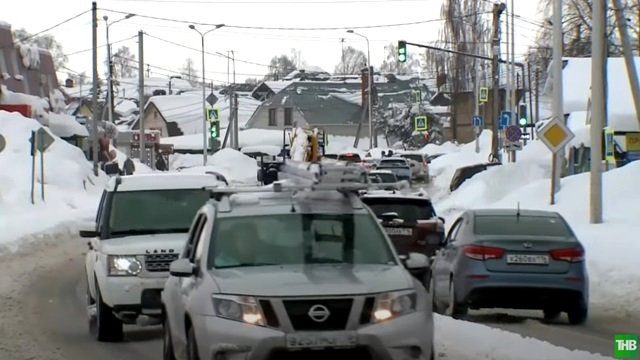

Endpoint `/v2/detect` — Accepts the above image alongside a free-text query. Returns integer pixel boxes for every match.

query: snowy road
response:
[1,235,632,360]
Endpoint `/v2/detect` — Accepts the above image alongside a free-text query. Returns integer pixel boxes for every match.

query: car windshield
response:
[379,159,407,166]
[371,172,396,183]
[401,154,423,162]
[474,215,573,237]
[362,197,436,222]
[209,213,396,269]
[108,189,210,236]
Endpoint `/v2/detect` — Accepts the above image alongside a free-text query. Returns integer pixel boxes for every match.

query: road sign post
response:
[414,115,428,131]
[28,128,56,203]
[538,117,576,202]
[207,106,221,139]
[472,115,483,153]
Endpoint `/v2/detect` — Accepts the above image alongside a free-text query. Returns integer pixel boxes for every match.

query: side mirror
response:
[79,230,99,238]
[438,216,445,224]
[169,258,196,277]
[403,252,429,269]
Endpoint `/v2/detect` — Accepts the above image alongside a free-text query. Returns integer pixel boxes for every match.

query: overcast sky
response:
[6,0,544,84]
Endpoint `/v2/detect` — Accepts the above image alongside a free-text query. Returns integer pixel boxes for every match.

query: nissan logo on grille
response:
[307,304,330,322]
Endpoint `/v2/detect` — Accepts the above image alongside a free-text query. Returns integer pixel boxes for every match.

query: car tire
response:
[446,281,468,320]
[567,305,588,325]
[543,308,561,321]
[163,317,177,360]
[187,325,201,360]
[93,283,124,342]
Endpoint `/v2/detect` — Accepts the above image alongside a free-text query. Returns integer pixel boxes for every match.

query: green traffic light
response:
[519,118,527,126]
[398,54,406,63]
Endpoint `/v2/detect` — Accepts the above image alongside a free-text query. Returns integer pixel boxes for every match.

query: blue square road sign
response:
[499,111,512,129]
[473,115,482,127]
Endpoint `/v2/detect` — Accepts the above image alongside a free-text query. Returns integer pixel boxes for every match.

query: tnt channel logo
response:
[615,334,638,358]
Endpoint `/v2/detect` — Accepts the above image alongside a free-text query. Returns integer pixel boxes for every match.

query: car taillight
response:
[463,245,505,260]
[550,248,584,262]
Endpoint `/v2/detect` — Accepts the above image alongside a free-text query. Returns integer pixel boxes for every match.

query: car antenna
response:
[516,201,520,218]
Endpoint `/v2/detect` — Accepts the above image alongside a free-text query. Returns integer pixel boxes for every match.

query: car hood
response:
[211,264,412,296]
[100,233,187,256]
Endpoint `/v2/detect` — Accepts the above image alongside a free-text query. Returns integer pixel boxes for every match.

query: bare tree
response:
[245,77,259,85]
[109,46,136,79]
[264,54,297,80]
[13,28,68,71]
[290,48,306,68]
[67,71,90,85]
[334,46,368,74]
[181,58,199,86]
[379,43,421,74]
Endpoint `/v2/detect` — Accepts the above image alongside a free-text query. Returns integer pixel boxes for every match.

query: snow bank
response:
[170,149,258,184]
[48,113,89,138]
[430,134,640,317]
[0,85,49,126]
[436,316,612,360]
[0,111,107,249]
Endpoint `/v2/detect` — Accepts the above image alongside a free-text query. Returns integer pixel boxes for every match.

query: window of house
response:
[268,108,277,126]
[284,107,293,126]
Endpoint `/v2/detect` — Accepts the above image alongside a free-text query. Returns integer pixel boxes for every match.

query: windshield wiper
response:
[215,262,279,269]
[111,228,188,236]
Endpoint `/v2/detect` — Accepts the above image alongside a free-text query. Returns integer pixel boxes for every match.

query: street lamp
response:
[168,75,181,95]
[189,23,225,166]
[103,13,135,126]
[347,29,374,149]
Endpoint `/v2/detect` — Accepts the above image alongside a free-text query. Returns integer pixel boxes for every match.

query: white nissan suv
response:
[161,162,435,360]
[80,172,223,342]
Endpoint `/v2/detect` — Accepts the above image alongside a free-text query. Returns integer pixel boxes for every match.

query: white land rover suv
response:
[80,172,222,342]
[162,162,435,360]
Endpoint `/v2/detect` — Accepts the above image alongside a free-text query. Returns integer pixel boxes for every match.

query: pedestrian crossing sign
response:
[479,87,489,103]
[414,115,428,131]
[206,107,220,122]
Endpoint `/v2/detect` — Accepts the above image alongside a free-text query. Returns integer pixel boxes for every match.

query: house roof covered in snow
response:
[543,57,640,131]
[117,76,195,100]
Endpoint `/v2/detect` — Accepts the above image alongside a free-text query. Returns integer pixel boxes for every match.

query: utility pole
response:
[491,2,506,162]
[91,1,99,176]
[550,0,564,203]
[227,50,230,85]
[340,38,345,74]
[146,64,151,78]
[504,5,511,116]
[138,31,146,166]
[474,64,480,153]
[510,0,517,162]
[590,0,606,224]
[233,92,239,149]
[612,0,640,128]
[527,62,535,140]
[534,67,540,125]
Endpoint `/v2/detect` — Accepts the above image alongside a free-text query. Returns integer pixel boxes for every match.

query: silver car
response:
[431,208,589,325]
[398,152,430,183]
[161,173,435,360]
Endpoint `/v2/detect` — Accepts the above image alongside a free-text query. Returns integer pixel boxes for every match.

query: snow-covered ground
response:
[0,110,108,250]
[423,130,640,318]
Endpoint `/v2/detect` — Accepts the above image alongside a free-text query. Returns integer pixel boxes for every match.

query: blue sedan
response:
[431,208,589,325]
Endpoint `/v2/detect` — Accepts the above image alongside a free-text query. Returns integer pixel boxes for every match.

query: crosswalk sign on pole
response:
[413,89,422,104]
[479,87,489,103]
[414,115,428,131]
[206,107,220,122]
[604,127,615,163]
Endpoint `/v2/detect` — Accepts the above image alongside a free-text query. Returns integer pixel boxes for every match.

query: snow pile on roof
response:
[19,45,40,70]
[425,129,640,316]
[169,149,258,184]
[115,99,137,117]
[147,94,262,134]
[0,85,49,126]
[117,77,195,99]
[263,81,294,94]
[289,128,309,161]
[48,113,89,138]
[544,57,640,131]
[0,111,107,248]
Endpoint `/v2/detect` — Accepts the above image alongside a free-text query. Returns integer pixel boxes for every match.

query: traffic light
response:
[210,121,220,138]
[518,104,528,126]
[398,40,407,63]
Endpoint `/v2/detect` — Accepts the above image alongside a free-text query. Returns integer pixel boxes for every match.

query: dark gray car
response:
[431,208,589,325]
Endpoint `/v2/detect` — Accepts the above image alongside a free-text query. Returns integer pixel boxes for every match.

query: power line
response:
[4,10,91,49]
[60,35,137,58]
[100,8,490,31]
[113,53,267,77]
[108,0,429,3]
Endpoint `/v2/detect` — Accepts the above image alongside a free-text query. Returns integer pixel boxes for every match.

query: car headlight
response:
[107,255,142,276]
[212,295,265,326]
[372,290,417,322]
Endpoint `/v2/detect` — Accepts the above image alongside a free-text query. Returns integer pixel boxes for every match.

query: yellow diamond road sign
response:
[538,117,575,153]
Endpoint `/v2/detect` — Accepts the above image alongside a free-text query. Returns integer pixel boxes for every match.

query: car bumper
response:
[455,272,589,309]
[100,275,168,316]
[194,311,434,360]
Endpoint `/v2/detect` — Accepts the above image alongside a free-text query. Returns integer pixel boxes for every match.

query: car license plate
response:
[506,254,549,264]
[385,227,412,236]
[286,331,357,349]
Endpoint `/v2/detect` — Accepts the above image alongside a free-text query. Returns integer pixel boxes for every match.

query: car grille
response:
[144,253,179,272]
[282,298,353,331]
[267,347,372,360]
